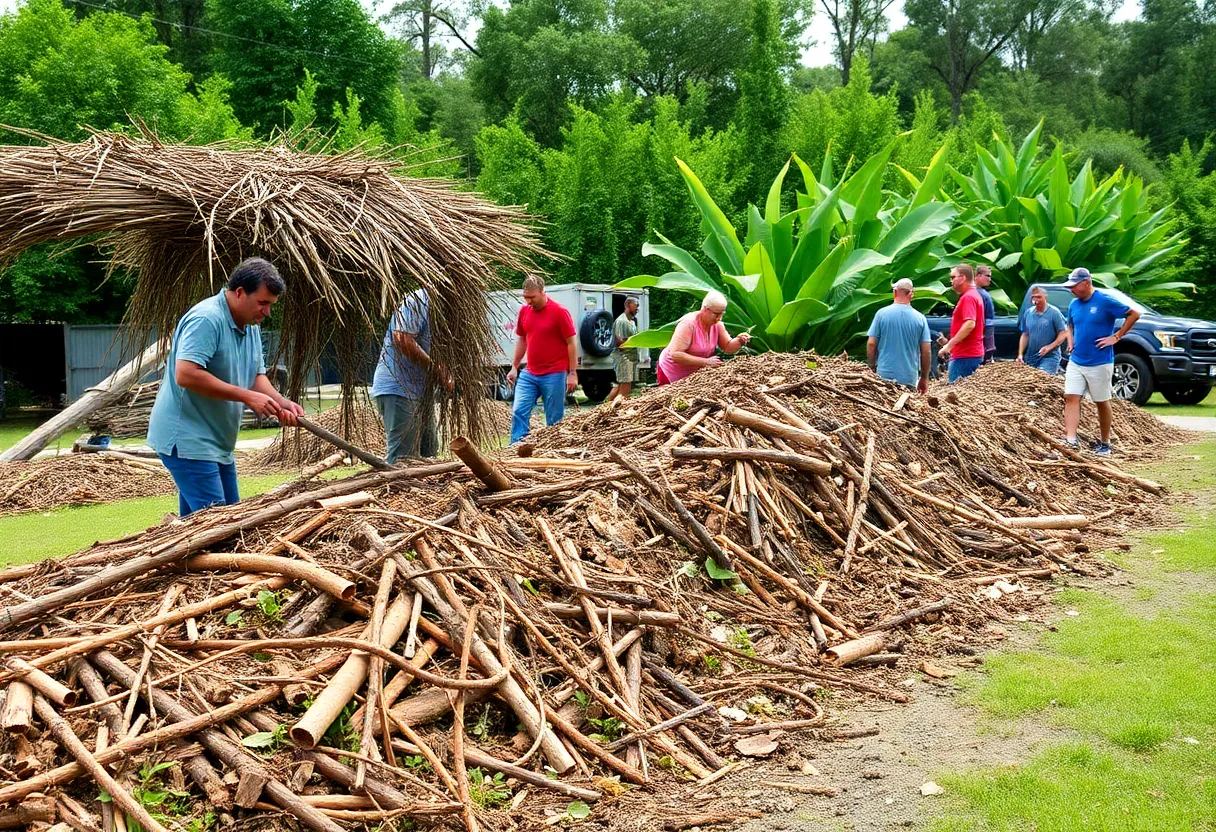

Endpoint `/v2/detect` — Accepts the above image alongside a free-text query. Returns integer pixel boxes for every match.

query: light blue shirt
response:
[371,290,431,400]
[867,302,931,387]
[148,290,266,464]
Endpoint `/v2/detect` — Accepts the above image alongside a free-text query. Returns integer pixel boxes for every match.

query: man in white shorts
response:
[1061,268,1141,456]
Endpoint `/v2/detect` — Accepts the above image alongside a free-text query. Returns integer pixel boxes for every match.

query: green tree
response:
[818,0,895,85]
[0,0,196,140]
[384,0,478,80]
[735,0,791,202]
[903,0,1044,122]
[207,0,401,134]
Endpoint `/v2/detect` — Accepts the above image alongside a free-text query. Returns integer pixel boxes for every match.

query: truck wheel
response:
[1161,384,1212,406]
[580,371,613,403]
[1112,353,1153,406]
[579,310,615,358]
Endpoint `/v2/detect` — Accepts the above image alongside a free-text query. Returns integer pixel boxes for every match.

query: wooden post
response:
[1,338,165,462]
[295,415,393,471]
[450,437,514,491]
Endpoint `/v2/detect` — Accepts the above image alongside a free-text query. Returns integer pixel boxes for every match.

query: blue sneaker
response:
[1093,442,1111,457]
[1062,437,1079,450]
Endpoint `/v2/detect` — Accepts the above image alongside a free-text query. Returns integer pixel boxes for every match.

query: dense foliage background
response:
[0,0,1213,328]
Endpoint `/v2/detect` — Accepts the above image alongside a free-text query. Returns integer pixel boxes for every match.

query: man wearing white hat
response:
[1061,267,1141,455]
[867,278,932,394]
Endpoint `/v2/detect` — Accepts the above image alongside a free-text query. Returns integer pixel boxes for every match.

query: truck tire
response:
[1112,353,1153,406]
[579,309,615,358]
[579,371,613,403]
[1161,383,1212,406]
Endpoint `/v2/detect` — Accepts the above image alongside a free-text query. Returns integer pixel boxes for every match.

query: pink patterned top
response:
[657,311,724,385]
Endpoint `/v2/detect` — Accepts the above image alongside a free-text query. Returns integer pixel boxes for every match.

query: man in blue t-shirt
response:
[1061,268,1141,456]
[1017,286,1069,375]
[148,258,305,517]
[867,278,932,394]
[371,289,452,462]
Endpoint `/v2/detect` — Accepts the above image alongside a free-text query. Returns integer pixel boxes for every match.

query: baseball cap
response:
[892,278,915,292]
[1061,267,1091,287]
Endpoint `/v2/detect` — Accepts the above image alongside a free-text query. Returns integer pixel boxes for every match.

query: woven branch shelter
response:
[0,130,548,443]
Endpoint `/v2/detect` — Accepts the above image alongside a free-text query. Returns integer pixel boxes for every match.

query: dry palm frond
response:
[0,130,549,443]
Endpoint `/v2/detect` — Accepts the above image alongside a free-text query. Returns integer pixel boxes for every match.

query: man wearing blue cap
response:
[1061,268,1141,455]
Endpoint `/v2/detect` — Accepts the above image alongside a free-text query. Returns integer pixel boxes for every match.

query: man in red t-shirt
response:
[936,264,986,383]
[507,275,578,442]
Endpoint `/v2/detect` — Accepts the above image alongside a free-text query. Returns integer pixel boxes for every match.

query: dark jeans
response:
[158,446,239,518]
[374,395,438,463]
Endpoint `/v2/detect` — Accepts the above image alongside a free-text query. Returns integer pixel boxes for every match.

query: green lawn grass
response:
[1142,388,1216,418]
[0,472,294,566]
[927,441,1216,832]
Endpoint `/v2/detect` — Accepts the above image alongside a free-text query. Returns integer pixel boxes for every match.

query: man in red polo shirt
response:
[507,275,577,442]
[936,264,986,383]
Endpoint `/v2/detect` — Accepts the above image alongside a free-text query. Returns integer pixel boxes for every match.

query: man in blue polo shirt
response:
[371,288,452,462]
[148,258,305,516]
[1061,268,1141,456]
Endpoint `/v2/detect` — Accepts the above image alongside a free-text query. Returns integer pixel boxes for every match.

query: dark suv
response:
[925,284,1216,406]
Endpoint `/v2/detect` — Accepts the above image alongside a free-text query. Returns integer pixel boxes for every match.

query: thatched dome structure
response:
[0,131,547,441]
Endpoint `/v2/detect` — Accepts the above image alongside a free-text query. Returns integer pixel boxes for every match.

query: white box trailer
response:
[487,284,651,402]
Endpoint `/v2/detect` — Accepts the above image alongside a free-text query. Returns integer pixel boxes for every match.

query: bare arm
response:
[718,324,751,355]
[942,319,975,352]
[252,374,303,425]
[1017,332,1028,362]
[392,332,432,371]
[866,336,879,370]
[565,336,578,393]
[919,342,931,393]
[176,360,300,424]
[1042,329,1069,355]
[507,337,527,384]
[1098,309,1141,348]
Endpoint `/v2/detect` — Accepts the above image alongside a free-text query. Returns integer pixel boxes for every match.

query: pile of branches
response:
[247,403,384,471]
[0,131,549,445]
[0,354,1175,831]
[87,381,278,438]
[0,453,173,517]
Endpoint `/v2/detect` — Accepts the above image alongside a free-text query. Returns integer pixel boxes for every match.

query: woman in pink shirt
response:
[656,291,752,385]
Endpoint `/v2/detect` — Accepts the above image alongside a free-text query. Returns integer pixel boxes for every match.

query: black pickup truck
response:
[925,283,1216,406]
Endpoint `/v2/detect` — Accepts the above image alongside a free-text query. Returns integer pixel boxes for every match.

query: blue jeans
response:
[949,356,983,383]
[511,370,567,443]
[374,395,438,462]
[1026,353,1062,375]
[158,446,240,518]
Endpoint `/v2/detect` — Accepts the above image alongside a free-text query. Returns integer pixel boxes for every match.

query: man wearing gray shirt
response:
[867,278,932,394]
[1017,286,1070,374]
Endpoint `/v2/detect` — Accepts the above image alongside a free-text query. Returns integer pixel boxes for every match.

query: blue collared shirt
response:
[371,289,431,400]
[148,290,266,464]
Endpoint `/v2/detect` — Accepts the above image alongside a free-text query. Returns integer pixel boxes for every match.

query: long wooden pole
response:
[0,338,166,462]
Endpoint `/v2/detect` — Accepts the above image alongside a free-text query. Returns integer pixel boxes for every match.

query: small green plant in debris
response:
[101,760,193,825]
[587,716,625,743]
[401,754,432,774]
[224,610,244,626]
[702,654,723,674]
[572,690,591,710]
[469,704,495,741]
[728,626,756,656]
[256,589,288,623]
[563,800,592,821]
[187,810,217,832]
[242,722,290,754]
[703,558,738,582]
[322,701,360,752]
[468,767,511,808]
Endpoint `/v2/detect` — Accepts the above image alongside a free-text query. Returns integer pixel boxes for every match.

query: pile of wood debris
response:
[247,404,384,471]
[0,354,1176,831]
[0,453,173,517]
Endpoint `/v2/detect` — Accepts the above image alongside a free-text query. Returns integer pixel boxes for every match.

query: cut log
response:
[296,414,393,470]
[824,633,887,667]
[542,603,682,628]
[1,682,32,735]
[3,658,76,707]
[184,553,356,601]
[1003,514,1089,530]
[451,436,515,491]
[0,338,165,462]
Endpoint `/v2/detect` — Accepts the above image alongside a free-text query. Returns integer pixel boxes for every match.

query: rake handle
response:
[295,415,394,471]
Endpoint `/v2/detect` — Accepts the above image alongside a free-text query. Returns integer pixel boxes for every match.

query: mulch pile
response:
[0,354,1182,831]
[0,453,173,518]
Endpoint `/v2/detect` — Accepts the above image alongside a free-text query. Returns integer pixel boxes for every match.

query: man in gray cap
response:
[866,278,932,394]
[1061,267,1141,455]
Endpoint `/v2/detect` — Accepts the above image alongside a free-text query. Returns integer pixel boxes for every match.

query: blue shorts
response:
[949,356,984,383]
[158,446,239,518]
